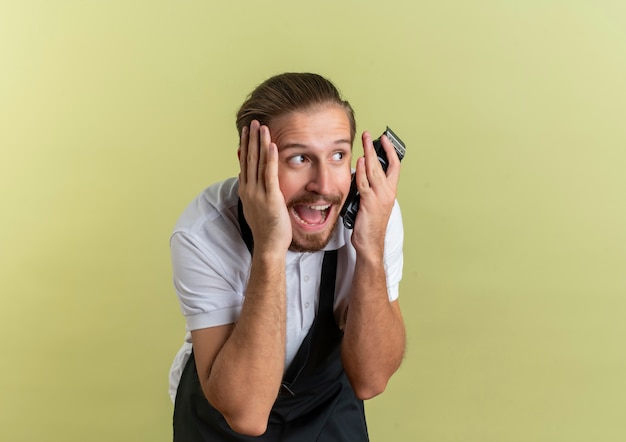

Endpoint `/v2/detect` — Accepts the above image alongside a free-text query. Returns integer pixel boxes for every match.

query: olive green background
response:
[2,1,625,441]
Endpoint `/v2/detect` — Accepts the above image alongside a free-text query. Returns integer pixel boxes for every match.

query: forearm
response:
[206,251,286,433]
[341,254,406,400]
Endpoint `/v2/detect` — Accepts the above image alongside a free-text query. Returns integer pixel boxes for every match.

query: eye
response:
[331,151,345,161]
[287,154,307,165]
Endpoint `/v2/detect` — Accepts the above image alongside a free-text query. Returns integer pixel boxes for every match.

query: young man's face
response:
[270,105,353,252]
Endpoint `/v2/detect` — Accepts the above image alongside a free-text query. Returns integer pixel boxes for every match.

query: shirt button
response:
[303,275,310,283]
[305,302,310,309]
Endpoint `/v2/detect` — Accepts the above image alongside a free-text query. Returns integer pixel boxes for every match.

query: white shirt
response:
[168,177,404,402]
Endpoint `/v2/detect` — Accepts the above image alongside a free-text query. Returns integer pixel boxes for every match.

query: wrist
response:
[355,249,384,270]
[252,246,287,269]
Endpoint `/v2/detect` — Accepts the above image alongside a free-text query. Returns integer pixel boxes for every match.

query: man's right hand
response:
[238,120,292,255]
[195,120,291,436]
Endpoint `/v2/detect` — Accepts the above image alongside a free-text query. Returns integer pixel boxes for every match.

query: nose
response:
[305,163,333,195]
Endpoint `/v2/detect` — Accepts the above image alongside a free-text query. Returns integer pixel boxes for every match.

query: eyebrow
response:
[279,139,352,150]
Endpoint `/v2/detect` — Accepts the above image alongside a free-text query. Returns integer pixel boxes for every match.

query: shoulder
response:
[173,178,240,235]
[171,178,249,273]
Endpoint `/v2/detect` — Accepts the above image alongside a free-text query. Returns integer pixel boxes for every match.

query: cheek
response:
[338,170,352,195]
[277,170,300,201]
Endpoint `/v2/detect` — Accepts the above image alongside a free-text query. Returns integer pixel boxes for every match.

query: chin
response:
[289,219,339,253]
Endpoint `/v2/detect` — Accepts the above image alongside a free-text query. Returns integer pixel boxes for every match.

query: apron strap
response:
[237,199,254,255]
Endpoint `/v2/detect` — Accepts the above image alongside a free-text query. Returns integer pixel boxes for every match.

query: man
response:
[169,72,406,441]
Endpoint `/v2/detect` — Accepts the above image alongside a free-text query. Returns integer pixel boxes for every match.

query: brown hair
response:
[236,72,356,143]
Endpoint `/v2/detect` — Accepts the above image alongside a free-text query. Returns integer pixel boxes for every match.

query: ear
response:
[237,148,241,161]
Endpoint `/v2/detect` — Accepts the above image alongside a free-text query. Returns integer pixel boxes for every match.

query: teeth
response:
[292,205,330,226]
[293,211,306,224]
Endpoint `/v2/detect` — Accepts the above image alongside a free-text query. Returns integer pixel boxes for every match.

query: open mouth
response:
[292,204,331,227]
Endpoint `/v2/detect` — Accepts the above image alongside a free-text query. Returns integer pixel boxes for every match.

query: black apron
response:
[172,202,368,441]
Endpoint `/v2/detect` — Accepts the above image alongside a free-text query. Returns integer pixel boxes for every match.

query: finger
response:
[354,156,370,194]
[361,131,373,160]
[247,120,260,184]
[239,126,249,185]
[264,142,280,193]
[258,125,271,192]
[361,131,383,183]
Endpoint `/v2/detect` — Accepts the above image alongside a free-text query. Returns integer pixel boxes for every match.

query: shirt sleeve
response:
[170,231,246,331]
[384,200,404,302]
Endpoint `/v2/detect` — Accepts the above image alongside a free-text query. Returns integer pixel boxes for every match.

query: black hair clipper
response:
[340,126,406,229]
